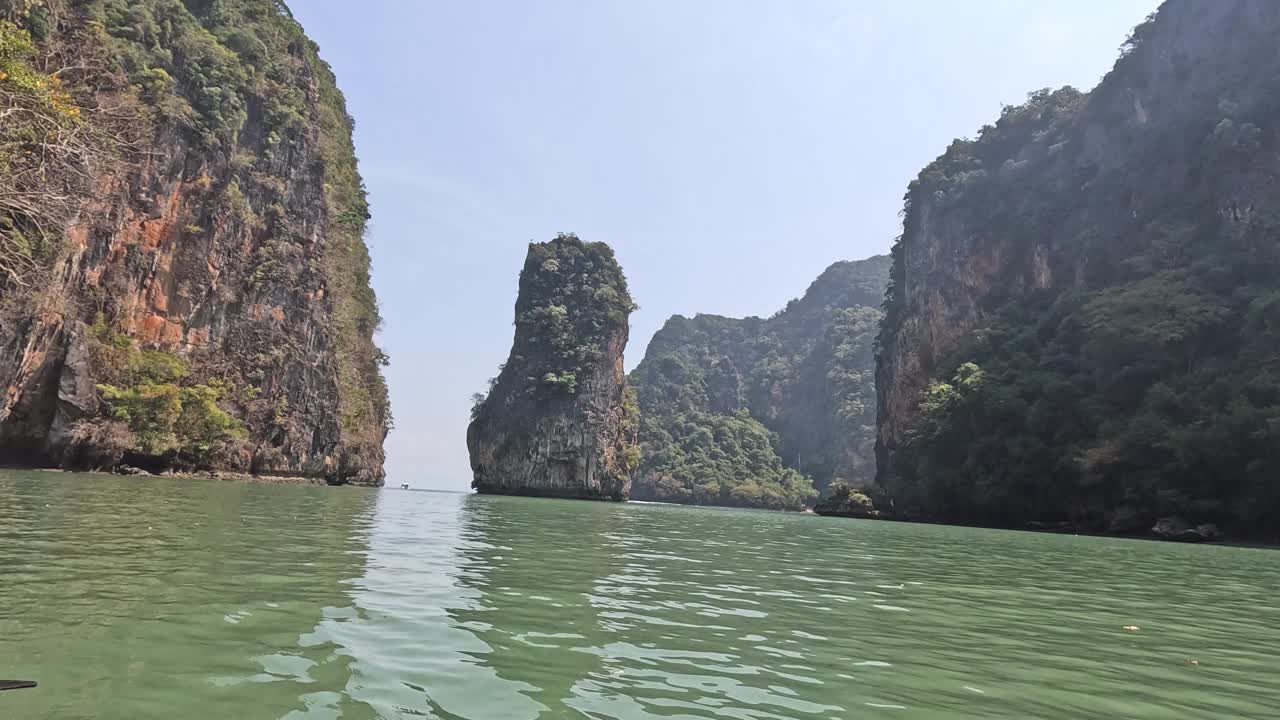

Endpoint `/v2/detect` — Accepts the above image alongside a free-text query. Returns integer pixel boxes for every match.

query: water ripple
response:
[2,472,1280,718]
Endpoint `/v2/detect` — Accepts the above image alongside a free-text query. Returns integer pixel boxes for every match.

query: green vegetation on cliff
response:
[473,233,636,410]
[894,268,1280,534]
[879,1,1280,537]
[84,319,245,467]
[631,256,888,510]
[637,409,815,510]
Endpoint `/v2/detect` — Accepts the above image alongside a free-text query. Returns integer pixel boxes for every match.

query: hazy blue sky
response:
[291,1,1157,491]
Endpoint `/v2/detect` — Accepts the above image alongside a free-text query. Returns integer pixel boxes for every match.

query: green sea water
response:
[1,470,1277,719]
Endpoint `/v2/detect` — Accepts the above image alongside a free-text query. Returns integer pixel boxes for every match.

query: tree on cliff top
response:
[474,233,635,410]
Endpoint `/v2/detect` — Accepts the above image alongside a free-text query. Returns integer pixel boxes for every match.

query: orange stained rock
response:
[140,217,171,249]
[138,314,167,344]
[149,282,170,313]
[67,223,90,249]
[186,326,210,349]
[160,320,184,345]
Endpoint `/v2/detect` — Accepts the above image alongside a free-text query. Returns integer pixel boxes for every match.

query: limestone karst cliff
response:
[0,0,388,483]
[629,256,888,510]
[877,0,1280,535]
[467,234,638,500]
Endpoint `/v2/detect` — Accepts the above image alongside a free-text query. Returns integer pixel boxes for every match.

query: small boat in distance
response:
[400,483,410,490]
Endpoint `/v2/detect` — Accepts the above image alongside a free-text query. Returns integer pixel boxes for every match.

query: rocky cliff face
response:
[630,256,888,509]
[0,0,388,483]
[468,234,637,500]
[876,0,1280,533]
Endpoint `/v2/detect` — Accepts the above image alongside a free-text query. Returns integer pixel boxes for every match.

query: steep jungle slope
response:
[0,0,389,483]
[631,255,888,510]
[877,0,1280,536]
